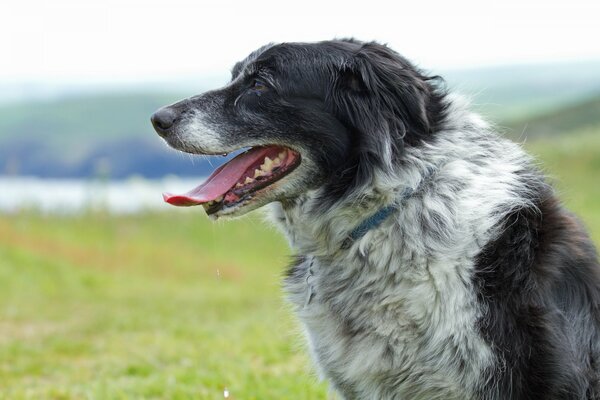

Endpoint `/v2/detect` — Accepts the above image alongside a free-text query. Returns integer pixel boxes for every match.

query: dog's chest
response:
[284,252,490,399]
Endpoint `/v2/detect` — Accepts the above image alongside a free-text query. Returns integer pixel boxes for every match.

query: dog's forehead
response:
[231,43,276,78]
[232,40,361,79]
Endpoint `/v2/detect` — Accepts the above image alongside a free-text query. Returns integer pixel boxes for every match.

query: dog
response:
[151,39,600,399]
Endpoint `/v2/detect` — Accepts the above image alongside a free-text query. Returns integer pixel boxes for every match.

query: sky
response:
[3,0,600,86]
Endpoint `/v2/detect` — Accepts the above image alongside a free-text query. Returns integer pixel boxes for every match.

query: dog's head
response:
[151,39,446,218]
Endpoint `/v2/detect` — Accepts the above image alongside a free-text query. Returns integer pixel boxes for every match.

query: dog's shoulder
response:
[473,185,600,398]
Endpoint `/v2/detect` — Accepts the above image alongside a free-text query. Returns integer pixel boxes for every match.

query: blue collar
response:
[345,204,398,245]
[341,168,435,249]
[341,202,399,250]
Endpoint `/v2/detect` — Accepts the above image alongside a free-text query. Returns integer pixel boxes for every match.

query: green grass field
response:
[1,130,599,399]
[525,128,600,244]
[0,211,329,399]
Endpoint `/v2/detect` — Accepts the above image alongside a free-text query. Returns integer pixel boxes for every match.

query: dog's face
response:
[151,39,444,218]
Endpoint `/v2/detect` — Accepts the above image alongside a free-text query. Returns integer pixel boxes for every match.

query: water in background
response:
[0,176,204,214]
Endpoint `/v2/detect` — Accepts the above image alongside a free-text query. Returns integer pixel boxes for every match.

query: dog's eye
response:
[249,79,269,94]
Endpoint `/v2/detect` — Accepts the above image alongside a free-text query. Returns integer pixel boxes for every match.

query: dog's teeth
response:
[254,169,263,178]
[245,177,254,184]
[258,152,288,173]
[215,196,223,202]
[262,157,273,171]
[235,182,243,188]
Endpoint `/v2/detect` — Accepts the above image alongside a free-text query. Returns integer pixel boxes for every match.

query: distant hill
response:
[0,92,185,143]
[1,60,599,179]
[0,92,213,178]
[442,60,600,120]
[504,95,600,139]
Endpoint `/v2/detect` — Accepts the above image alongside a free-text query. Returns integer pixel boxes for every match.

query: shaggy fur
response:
[152,39,600,399]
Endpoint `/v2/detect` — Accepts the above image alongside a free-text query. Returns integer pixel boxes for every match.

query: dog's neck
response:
[268,168,432,257]
[268,96,537,264]
[268,187,389,256]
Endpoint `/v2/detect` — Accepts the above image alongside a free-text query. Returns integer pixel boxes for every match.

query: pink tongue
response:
[163,147,272,207]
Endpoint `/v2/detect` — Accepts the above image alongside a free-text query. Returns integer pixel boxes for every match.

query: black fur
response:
[474,176,600,399]
[320,40,448,206]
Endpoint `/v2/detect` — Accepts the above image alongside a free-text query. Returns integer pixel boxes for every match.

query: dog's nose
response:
[151,107,178,136]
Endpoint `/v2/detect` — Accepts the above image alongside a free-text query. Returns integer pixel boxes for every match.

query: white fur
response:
[181,110,227,154]
[269,96,536,399]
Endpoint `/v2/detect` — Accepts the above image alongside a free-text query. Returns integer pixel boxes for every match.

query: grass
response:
[0,130,599,399]
[0,212,327,399]
[525,127,600,244]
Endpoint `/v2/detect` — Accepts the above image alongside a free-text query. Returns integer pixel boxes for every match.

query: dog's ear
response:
[328,42,444,172]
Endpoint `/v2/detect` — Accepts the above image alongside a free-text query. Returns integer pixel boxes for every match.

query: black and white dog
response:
[151,39,600,399]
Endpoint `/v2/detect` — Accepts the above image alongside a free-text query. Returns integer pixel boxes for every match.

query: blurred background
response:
[2,0,599,398]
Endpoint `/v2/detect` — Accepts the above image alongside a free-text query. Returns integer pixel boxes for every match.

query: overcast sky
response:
[3,0,600,85]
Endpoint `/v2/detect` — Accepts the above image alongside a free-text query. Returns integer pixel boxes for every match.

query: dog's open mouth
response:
[163,145,301,214]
